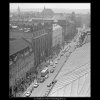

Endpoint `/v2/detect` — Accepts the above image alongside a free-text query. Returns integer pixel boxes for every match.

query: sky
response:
[10,3,90,11]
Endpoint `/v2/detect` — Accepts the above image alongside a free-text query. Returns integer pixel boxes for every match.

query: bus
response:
[41,67,49,77]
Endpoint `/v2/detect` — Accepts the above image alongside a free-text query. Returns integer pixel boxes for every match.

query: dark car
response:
[47,80,57,87]
[60,53,63,57]
[52,80,57,84]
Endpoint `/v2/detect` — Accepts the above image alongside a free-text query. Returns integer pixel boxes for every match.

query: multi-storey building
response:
[9,38,34,96]
[32,22,52,67]
[52,24,63,47]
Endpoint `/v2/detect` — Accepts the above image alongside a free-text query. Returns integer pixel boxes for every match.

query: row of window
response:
[33,29,45,37]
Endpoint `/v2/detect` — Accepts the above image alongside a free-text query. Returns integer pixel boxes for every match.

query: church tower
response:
[17,6,21,15]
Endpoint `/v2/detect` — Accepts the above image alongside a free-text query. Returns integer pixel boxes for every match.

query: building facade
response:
[52,24,63,47]
[9,39,34,96]
[32,25,52,67]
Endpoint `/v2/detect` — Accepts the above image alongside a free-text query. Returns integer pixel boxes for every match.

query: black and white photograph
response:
[9,3,91,97]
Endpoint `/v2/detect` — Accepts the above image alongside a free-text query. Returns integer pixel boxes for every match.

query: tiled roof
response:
[10,30,33,39]
[52,15,66,20]
[10,38,30,56]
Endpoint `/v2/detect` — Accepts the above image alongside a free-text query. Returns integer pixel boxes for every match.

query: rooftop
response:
[52,15,66,20]
[10,38,30,56]
[10,30,33,39]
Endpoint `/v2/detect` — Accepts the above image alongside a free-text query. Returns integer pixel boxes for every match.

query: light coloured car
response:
[50,61,53,66]
[25,91,31,97]
[33,83,39,88]
[53,65,56,68]
[45,74,49,79]
[50,69,54,73]
[55,61,58,64]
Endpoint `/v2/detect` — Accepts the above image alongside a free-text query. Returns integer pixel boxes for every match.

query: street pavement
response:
[29,49,69,97]
[21,34,90,97]
[22,39,74,97]
[49,42,90,97]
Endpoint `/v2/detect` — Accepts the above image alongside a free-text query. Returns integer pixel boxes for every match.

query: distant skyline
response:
[10,3,90,11]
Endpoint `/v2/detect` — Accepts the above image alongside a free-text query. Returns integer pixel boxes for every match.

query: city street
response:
[49,42,90,97]
[21,34,90,97]
[22,40,74,97]
[28,48,69,97]
[21,37,82,97]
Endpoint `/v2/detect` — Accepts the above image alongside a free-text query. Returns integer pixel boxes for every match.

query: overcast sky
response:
[10,3,90,10]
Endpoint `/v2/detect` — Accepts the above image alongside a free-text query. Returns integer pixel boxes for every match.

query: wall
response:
[10,47,34,87]
[52,25,63,47]
[32,29,52,67]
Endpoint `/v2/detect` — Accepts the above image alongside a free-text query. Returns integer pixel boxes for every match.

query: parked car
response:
[53,65,56,68]
[52,80,57,84]
[47,83,52,87]
[25,91,31,97]
[39,78,45,83]
[50,61,53,66]
[45,74,49,79]
[33,83,39,88]
[55,61,58,64]
[47,80,57,87]
[50,69,54,73]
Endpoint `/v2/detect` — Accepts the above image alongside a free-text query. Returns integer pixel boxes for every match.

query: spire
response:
[17,5,20,13]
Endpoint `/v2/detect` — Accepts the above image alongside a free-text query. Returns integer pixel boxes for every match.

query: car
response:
[19,28,23,30]
[39,78,45,83]
[50,61,53,66]
[52,80,57,84]
[45,74,49,79]
[50,69,54,73]
[55,61,58,64]
[47,80,57,88]
[25,91,31,97]
[47,83,52,87]
[33,83,39,88]
[53,65,56,68]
